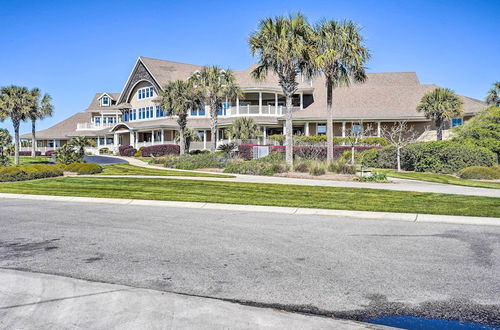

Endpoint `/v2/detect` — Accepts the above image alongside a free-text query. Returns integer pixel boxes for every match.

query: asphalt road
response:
[1,199,499,326]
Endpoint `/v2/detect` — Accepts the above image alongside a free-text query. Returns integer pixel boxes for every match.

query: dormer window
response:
[101,96,110,106]
[138,86,154,100]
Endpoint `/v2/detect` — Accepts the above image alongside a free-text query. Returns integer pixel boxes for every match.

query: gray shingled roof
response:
[20,112,93,139]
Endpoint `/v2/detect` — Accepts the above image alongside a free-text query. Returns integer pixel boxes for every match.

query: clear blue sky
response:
[0,0,498,135]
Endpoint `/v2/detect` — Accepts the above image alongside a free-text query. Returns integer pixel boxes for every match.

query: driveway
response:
[84,155,128,165]
[1,198,499,326]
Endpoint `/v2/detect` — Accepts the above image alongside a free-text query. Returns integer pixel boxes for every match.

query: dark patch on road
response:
[0,238,60,261]
[84,257,103,263]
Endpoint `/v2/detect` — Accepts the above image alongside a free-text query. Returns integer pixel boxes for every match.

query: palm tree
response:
[69,136,96,158]
[159,80,202,154]
[315,20,370,162]
[189,66,241,153]
[228,117,261,143]
[249,13,317,165]
[175,127,200,153]
[417,88,463,141]
[27,88,53,157]
[0,86,32,165]
[486,81,500,106]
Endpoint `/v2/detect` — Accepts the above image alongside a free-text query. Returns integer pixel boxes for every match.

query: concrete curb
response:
[1,192,498,226]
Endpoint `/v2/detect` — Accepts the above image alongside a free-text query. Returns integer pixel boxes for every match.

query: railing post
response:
[342,122,346,138]
[377,121,381,137]
[259,92,262,115]
[275,93,278,115]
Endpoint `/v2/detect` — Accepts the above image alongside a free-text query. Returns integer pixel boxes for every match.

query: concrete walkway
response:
[111,156,500,198]
[0,269,387,329]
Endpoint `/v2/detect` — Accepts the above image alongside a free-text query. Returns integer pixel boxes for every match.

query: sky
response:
[0,0,499,135]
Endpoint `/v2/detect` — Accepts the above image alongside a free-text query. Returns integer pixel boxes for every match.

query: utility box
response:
[253,146,269,159]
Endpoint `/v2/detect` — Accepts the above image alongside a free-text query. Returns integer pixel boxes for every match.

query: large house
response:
[21,56,486,155]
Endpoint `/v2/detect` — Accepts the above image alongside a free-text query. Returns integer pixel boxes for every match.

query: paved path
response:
[1,198,499,326]
[0,269,380,329]
[112,156,500,198]
[84,155,127,165]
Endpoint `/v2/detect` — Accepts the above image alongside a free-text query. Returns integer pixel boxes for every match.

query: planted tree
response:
[174,127,201,153]
[249,13,317,165]
[315,20,370,162]
[27,88,53,157]
[159,80,202,154]
[416,88,463,141]
[228,117,261,143]
[0,86,32,165]
[55,144,81,165]
[189,67,241,153]
[382,121,418,171]
[486,81,500,106]
[69,136,96,158]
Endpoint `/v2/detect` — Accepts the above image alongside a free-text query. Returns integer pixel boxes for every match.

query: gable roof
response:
[20,112,93,139]
[86,93,121,112]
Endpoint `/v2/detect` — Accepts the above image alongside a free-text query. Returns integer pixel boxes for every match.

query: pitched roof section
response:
[20,112,93,139]
[86,93,121,112]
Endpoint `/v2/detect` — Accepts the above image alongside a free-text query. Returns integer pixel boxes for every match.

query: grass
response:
[376,169,500,189]
[8,156,51,166]
[0,177,498,217]
[99,163,234,178]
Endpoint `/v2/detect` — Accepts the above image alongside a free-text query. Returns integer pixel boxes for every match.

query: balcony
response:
[76,122,116,130]
[229,105,301,116]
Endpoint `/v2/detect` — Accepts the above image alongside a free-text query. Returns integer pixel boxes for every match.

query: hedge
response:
[64,162,103,175]
[458,166,500,180]
[164,153,226,170]
[269,145,380,160]
[268,134,388,146]
[141,144,180,157]
[119,145,137,157]
[45,150,56,157]
[0,164,63,182]
[16,151,41,156]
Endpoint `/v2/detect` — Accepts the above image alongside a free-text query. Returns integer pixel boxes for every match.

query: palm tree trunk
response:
[179,127,186,155]
[31,119,37,157]
[436,117,443,141]
[397,146,401,172]
[284,93,293,165]
[13,120,20,166]
[210,103,218,153]
[326,79,334,163]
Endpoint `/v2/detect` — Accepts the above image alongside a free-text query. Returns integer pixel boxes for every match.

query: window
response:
[149,106,154,118]
[451,118,463,128]
[156,106,165,117]
[94,117,101,125]
[123,111,129,122]
[198,131,205,139]
[138,86,154,100]
[101,96,109,106]
[352,123,362,135]
[317,124,326,135]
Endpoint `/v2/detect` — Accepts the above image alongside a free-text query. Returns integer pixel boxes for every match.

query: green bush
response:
[0,164,63,182]
[294,160,309,173]
[0,155,11,167]
[353,172,389,182]
[165,153,225,170]
[458,166,500,180]
[328,159,357,174]
[223,152,287,176]
[189,149,211,155]
[55,144,83,165]
[308,162,326,176]
[64,162,103,175]
[361,146,398,169]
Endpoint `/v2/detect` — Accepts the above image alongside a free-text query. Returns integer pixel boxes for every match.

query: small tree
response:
[486,81,500,106]
[344,123,374,164]
[416,88,463,141]
[227,117,261,143]
[55,144,82,165]
[69,136,96,158]
[382,121,418,172]
[0,128,12,157]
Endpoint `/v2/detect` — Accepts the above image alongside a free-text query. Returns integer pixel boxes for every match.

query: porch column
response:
[100,114,104,127]
[300,92,303,110]
[129,131,134,148]
[115,113,118,123]
[161,129,164,143]
[275,93,278,115]
[203,130,207,150]
[151,130,155,145]
[283,121,287,135]
[342,121,346,138]
[377,121,381,137]
[304,122,310,136]
[236,97,240,115]
[262,126,267,144]
[53,139,56,148]
[113,132,118,151]
[259,92,263,115]
[97,136,100,147]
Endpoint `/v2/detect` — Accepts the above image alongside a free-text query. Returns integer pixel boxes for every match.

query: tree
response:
[344,123,375,164]
[249,13,317,165]
[0,86,32,165]
[55,143,81,165]
[453,105,500,161]
[486,81,500,106]
[315,20,370,162]
[27,88,53,157]
[188,67,241,153]
[159,80,202,154]
[382,121,418,171]
[175,127,200,153]
[69,136,96,158]
[0,128,12,157]
[416,88,463,141]
[227,117,261,142]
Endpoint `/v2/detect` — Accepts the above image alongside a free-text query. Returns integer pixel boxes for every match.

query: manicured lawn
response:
[8,156,51,165]
[99,163,233,178]
[376,169,500,189]
[0,177,498,217]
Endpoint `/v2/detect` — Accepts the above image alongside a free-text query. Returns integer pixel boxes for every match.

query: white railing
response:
[76,122,116,130]
[228,105,301,117]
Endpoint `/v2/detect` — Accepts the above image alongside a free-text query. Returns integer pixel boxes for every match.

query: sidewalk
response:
[114,156,500,198]
[0,269,387,329]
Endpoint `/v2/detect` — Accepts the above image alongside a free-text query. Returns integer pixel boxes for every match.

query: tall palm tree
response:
[486,81,500,106]
[189,66,241,153]
[159,80,203,154]
[69,136,96,158]
[315,20,370,162]
[249,13,317,165]
[228,117,261,143]
[417,88,463,141]
[0,86,32,165]
[27,88,53,157]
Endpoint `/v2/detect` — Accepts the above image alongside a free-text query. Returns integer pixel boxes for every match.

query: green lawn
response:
[8,156,51,166]
[376,169,500,189]
[99,163,233,178]
[0,177,498,217]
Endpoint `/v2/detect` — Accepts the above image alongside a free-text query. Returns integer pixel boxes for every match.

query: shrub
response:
[328,159,357,174]
[458,166,500,180]
[353,172,389,182]
[65,162,103,175]
[45,150,56,157]
[121,147,137,157]
[119,145,133,156]
[217,142,238,156]
[189,149,210,155]
[294,160,309,173]
[0,164,63,182]
[269,145,379,160]
[55,144,83,165]
[134,150,142,157]
[99,148,110,155]
[0,155,11,167]
[223,152,287,176]
[238,144,258,160]
[164,153,225,170]
[141,144,180,157]
[17,151,41,156]
[309,162,326,176]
